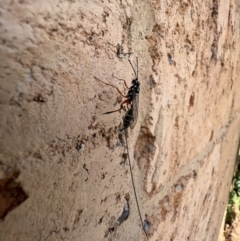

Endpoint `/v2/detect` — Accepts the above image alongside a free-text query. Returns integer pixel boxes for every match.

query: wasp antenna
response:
[136,56,138,79]
[128,59,137,79]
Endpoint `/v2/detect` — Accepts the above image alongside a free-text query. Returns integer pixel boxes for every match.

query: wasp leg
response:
[94,76,127,98]
[103,99,130,114]
[112,74,129,89]
[126,102,131,110]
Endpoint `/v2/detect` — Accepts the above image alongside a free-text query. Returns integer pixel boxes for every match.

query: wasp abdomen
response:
[120,108,133,131]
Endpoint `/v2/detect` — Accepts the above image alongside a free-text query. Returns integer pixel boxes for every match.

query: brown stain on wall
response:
[0,170,28,220]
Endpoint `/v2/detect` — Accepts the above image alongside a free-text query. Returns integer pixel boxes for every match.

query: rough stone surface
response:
[0,0,240,241]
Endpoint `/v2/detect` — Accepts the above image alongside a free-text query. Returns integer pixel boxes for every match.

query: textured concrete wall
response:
[0,0,240,241]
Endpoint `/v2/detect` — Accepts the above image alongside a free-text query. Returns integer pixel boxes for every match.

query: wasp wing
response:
[130,92,139,129]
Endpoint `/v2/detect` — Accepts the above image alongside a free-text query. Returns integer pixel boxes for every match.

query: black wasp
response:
[94,57,139,131]
[94,57,149,237]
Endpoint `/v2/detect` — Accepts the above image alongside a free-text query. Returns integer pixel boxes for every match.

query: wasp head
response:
[132,78,139,85]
